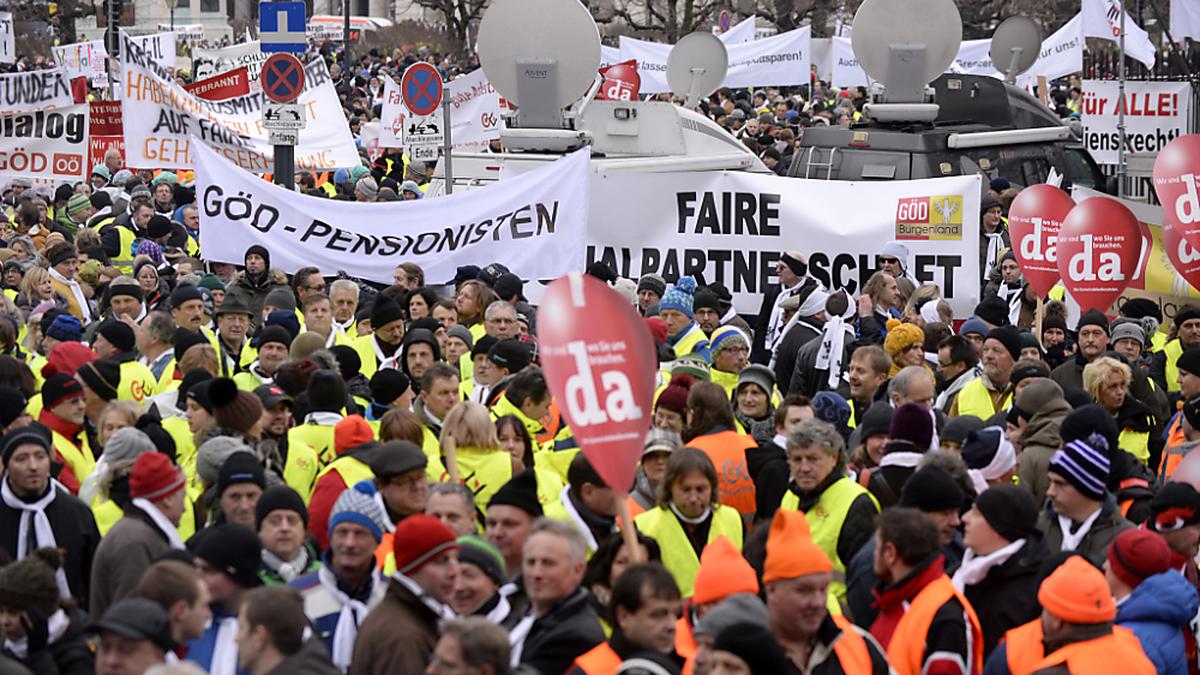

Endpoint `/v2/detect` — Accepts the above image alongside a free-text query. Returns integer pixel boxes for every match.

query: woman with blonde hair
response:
[1083,356,1154,464]
[439,400,518,513]
[15,265,67,315]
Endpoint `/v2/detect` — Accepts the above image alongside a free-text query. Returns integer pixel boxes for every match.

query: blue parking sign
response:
[259,1,308,53]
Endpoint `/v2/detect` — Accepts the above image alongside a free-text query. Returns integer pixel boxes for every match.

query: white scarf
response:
[1,478,69,598]
[241,362,273,387]
[319,565,376,672]
[4,608,69,659]
[934,367,980,413]
[996,281,1024,326]
[878,451,924,469]
[765,281,805,351]
[952,539,1026,591]
[508,613,536,666]
[305,411,344,427]
[967,433,1017,496]
[1058,507,1103,552]
[47,266,91,323]
[919,300,942,325]
[392,572,455,621]
[372,491,397,533]
[769,289,828,368]
[815,296,856,389]
[132,497,185,550]
[669,501,712,525]
[555,485,614,553]
[484,592,512,624]
[209,616,239,675]
[262,547,310,582]
[372,334,398,371]
[983,232,1006,277]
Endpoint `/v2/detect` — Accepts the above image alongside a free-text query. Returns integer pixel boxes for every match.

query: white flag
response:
[1082,0,1157,68]
[1016,14,1085,88]
[718,15,757,44]
[1172,0,1200,41]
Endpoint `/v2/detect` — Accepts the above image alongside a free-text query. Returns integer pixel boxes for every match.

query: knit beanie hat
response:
[0,548,61,616]
[307,369,348,413]
[45,314,83,343]
[487,469,543,517]
[974,484,1038,542]
[898,465,964,512]
[1178,349,1200,378]
[694,593,769,638]
[456,535,505,585]
[103,427,156,463]
[393,514,459,576]
[169,284,203,309]
[985,326,1022,361]
[0,425,49,467]
[41,373,84,409]
[196,436,251,486]
[941,415,984,447]
[693,536,759,605]
[42,341,96,380]
[209,378,264,436]
[975,297,1010,327]
[1107,528,1171,589]
[961,426,1018,493]
[1038,556,1116,623]
[253,325,293,351]
[693,288,721,314]
[735,364,774,398]
[660,276,697,318]
[263,287,296,313]
[370,297,404,331]
[1077,309,1110,334]
[78,359,121,402]
[1058,405,1119,458]
[889,403,933,451]
[329,481,387,542]
[1110,320,1146,348]
[289,333,326,361]
[637,274,666,298]
[763,510,832,583]
[197,273,224,292]
[712,622,791,674]
[883,321,924,358]
[129,452,186,502]
[671,357,710,381]
[446,325,473,351]
[66,193,91,216]
[191,524,264,589]
[356,177,379,198]
[709,326,749,357]
[255,485,308,531]
[811,391,852,430]
[1148,482,1200,533]
[216,451,266,496]
[369,368,411,406]
[0,385,27,428]
[959,316,989,338]
[334,415,374,456]
[1048,439,1110,502]
[655,374,694,416]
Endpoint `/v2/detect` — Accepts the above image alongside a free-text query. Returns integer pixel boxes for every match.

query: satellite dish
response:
[667,32,728,109]
[852,0,962,102]
[477,0,600,125]
[990,16,1042,83]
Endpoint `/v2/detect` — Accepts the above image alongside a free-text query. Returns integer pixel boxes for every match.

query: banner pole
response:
[442,96,453,195]
[1035,295,1044,348]
[1117,1,1127,199]
[617,497,644,563]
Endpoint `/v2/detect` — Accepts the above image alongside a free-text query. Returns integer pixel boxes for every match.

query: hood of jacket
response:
[234,267,288,291]
[1117,570,1200,628]
[1021,398,1072,449]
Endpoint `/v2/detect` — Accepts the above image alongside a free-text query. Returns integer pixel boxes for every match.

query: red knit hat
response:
[130,452,186,502]
[40,342,96,379]
[656,374,694,416]
[334,415,374,456]
[693,536,759,605]
[1107,528,1172,589]
[392,514,459,576]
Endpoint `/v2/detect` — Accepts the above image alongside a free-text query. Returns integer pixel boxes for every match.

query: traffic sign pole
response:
[442,97,453,195]
[274,144,295,191]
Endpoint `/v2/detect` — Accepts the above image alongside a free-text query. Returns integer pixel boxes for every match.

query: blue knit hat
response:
[960,316,989,338]
[709,325,749,355]
[46,314,82,342]
[812,391,851,428]
[328,480,387,542]
[1048,439,1110,502]
[661,276,698,318]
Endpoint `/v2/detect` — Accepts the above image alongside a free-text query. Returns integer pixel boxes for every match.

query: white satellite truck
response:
[424,0,768,197]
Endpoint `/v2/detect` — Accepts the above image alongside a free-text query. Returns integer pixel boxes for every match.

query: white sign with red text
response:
[1081,80,1193,165]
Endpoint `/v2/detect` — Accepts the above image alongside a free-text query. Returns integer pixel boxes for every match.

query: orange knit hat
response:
[1037,556,1116,624]
[763,510,833,583]
[693,536,759,606]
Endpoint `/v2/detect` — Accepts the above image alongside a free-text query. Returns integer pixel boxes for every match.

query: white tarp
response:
[120,32,358,172]
[0,103,88,181]
[950,39,995,75]
[831,37,868,88]
[380,69,502,151]
[0,69,74,114]
[0,13,14,64]
[191,41,270,89]
[195,142,591,284]
[1173,0,1200,41]
[619,26,811,94]
[53,41,108,86]
[1082,0,1157,68]
[127,31,177,70]
[1081,79,1192,164]
[587,172,982,316]
[718,15,757,44]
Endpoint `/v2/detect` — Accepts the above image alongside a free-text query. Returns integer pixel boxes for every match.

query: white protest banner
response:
[812,38,831,82]
[0,69,75,114]
[831,37,868,88]
[588,172,981,316]
[1080,80,1192,164]
[127,31,177,70]
[1083,0,1156,68]
[719,15,757,44]
[194,141,590,283]
[620,26,810,94]
[159,24,204,42]
[1173,0,1200,41]
[192,41,269,89]
[53,41,108,85]
[1017,14,1084,88]
[950,39,994,75]
[447,68,502,150]
[600,45,622,69]
[120,32,358,172]
[0,103,88,181]
[0,13,14,64]
[380,76,403,147]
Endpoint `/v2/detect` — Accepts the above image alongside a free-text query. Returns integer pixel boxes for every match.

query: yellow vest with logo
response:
[315,454,374,490]
[1165,339,1184,394]
[633,504,744,598]
[52,431,93,486]
[779,476,879,601]
[118,360,158,404]
[955,377,1012,419]
[439,446,513,515]
[156,360,178,392]
[281,439,320,502]
[289,423,336,469]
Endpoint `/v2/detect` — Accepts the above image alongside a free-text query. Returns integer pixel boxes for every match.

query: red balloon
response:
[1153,134,1200,250]
[597,60,641,102]
[1162,220,1200,294]
[538,274,656,493]
[1007,184,1075,297]
[1056,197,1143,313]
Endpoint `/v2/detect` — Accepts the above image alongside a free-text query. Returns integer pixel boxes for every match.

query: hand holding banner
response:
[1057,197,1142,312]
[1008,184,1074,297]
[538,273,656,496]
